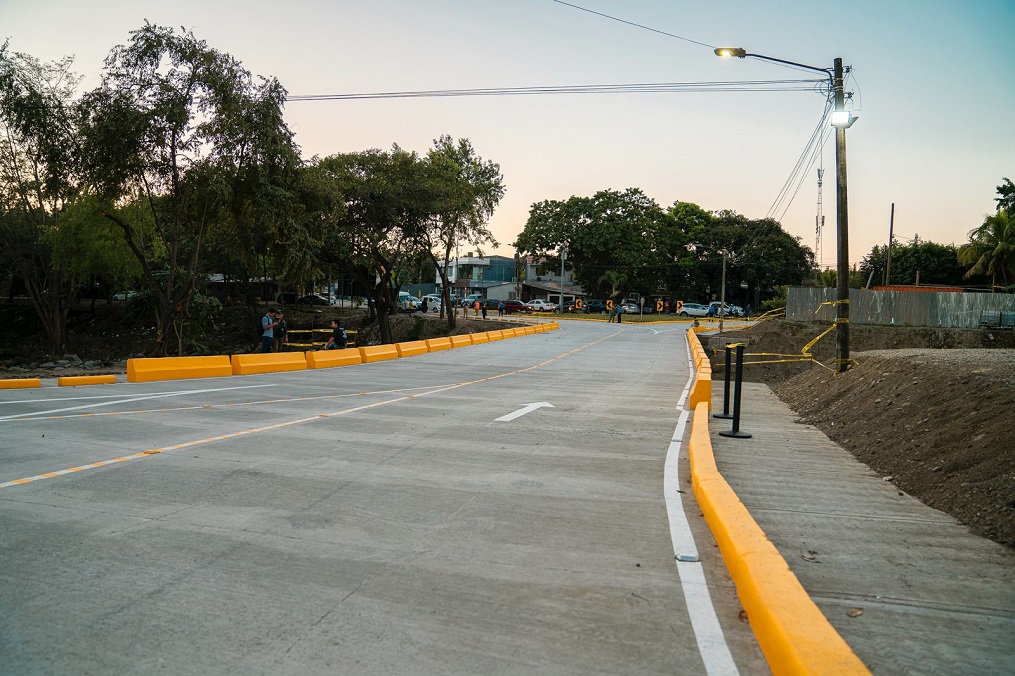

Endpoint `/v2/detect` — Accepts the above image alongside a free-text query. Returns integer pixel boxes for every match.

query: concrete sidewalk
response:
[709,383,1015,674]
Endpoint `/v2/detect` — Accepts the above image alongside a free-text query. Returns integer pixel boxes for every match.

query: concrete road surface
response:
[0,321,765,674]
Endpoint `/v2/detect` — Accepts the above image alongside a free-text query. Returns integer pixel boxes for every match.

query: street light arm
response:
[714,47,832,79]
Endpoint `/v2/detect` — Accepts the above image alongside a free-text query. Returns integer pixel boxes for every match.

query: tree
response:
[996,177,1015,214]
[79,23,302,355]
[859,237,965,287]
[314,147,434,344]
[692,211,812,307]
[515,188,669,304]
[0,44,84,352]
[959,210,1015,291]
[421,136,504,331]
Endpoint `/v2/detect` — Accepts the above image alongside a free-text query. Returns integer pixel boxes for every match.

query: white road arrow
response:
[495,402,554,422]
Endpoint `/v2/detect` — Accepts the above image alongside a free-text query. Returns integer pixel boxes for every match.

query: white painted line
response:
[664,330,739,675]
[0,384,275,421]
[494,401,554,422]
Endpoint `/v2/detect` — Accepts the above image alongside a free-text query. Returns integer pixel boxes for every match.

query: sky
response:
[2,0,1013,268]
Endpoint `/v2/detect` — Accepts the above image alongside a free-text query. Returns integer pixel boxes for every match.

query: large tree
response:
[960,209,1015,291]
[516,188,669,305]
[421,135,504,330]
[314,147,435,344]
[79,23,302,355]
[0,44,84,352]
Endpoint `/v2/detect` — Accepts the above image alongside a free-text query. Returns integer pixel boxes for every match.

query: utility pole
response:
[815,168,825,269]
[885,203,894,286]
[719,250,727,333]
[834,57,850,373]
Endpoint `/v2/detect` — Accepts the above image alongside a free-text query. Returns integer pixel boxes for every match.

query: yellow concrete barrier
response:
[449,334,473,348]
[395,340,429,358]
[426,337,453,352]
[510,328,527,337]
[230,352,308,375]
[305,349,363,369]
[522,326,538,335]
[486,330,505,342]
[359,344,399,363]
[470,332,490,344]
[58,375,116,387]
[0,378,41,390]
[127,356,234,383]
[688,402,869,675]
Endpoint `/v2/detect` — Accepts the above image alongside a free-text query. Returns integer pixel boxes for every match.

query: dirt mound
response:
[705,319,1015,549]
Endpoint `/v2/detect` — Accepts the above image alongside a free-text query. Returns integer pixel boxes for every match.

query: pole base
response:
[712,412,733,419]
[719,429,753,439]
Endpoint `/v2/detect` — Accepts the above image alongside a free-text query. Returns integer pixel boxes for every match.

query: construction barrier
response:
[449,334,474,349]
[471,332,490,345]
[305,349,363,369]
[425,337,453,352]
[359,344,399,363]
[395,340,429,358]
[688,401,869,674]
[688,327,712,411]
[58,375,117,387]
[231,352,308,376]
[486,330,505,342]
[127,356,234,383]
[0,378,41,390]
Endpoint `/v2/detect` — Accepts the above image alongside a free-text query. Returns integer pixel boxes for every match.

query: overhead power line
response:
[549,0,716,50]
[287,79,827,102]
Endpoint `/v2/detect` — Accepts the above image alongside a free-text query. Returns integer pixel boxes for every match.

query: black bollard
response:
[719,343,752,439]
[713,343,734,419]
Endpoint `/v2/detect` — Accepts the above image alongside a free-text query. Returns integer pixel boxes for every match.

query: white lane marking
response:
[495,401,554,422]
[664,330,740,675]
[0,384,275,422]
[0,383,275,407]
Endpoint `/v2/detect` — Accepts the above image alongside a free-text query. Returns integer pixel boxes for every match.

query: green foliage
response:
[996,178,1015,214]
[959,209,1015,291]
[860,237,966,287]
[407,315,427,341]
[516,188,669,300]
[78,22,302,355]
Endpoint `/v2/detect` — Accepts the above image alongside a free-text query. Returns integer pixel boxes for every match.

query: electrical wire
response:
[549,0,715,50]
[286,79,826,102]
[766,100,832,221]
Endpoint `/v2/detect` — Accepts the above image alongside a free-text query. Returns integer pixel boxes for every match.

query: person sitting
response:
[324,319,348,350]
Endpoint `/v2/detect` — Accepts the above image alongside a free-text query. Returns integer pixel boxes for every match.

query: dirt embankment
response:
[706,320,1015,549]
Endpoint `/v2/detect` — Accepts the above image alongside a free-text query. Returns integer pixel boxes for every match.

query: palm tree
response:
[959,210,1014,291]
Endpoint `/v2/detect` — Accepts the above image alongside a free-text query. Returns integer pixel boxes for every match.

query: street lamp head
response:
[714,47,747,58]
[830,110,858,129]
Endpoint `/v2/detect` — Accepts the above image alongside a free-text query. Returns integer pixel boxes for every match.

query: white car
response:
[677,302,709,317]
[528,299,558,312]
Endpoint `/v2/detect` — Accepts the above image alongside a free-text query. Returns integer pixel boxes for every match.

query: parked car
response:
[585,299,608,314]
[619,302,639,314]
[528,299,558,312]
[499,299,531,314]
[298,294,330,306]
[112,291,137,302]
[708,301,741,317]
[460,293,484,308]
[677,302,709,317]
[397,292,419,312]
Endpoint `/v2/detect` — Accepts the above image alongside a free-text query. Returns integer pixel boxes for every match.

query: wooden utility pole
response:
[885,203,895,286]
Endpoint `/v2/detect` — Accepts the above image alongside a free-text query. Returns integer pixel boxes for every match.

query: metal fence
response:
[787,287,1015,329]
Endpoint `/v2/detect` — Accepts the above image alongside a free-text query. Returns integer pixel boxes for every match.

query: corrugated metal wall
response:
[787,288,1015,328]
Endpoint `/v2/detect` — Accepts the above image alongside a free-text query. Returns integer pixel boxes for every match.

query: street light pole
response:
[832,57,850,373]
[559,246,566,313]
[714,47,853,371]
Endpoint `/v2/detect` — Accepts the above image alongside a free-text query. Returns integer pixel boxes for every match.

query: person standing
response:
[272,310,288,352]
[480,299,487,319]
[261,308,278,353]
